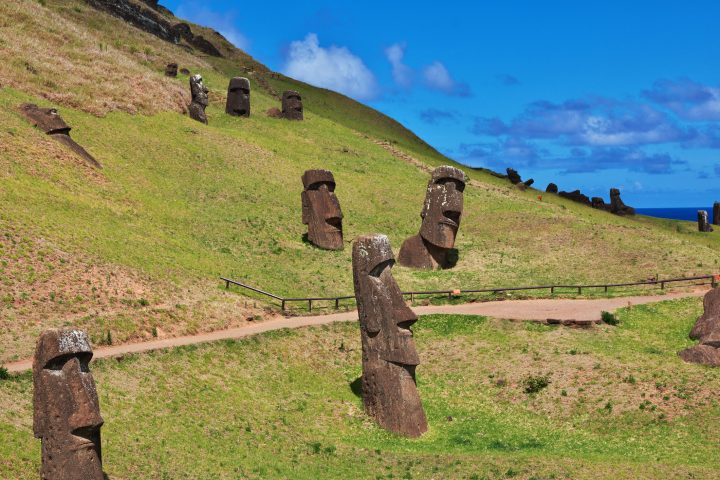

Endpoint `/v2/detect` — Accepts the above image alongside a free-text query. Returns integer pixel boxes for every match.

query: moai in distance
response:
[398,165,467,269]
[33,329,104,480]
[188,74,209,124]
[226,77,250,117]
[165,63,178,77]
[609,188,635,215]
[713,201,720,226]
[698,210,713,232]
[301,169,343,250]
[546,183,558,194]
[281,90,303,120]
[352,234,428,437]
[679,287,720,366]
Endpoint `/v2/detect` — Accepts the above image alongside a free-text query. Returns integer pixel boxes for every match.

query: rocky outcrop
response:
[558,189,591,206]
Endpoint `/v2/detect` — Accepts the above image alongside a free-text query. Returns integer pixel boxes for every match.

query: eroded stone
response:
[698,210,713,232]
[188,74,209,124]
[680,288,720,366]
[226,77,250,117]
[546,183,558,194]
[301,169,343,250]
[281,90,303,120]
[165,63,178,77]
[609,188,635,215]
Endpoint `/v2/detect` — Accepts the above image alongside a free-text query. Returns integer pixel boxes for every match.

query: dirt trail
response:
[5,290,706,374]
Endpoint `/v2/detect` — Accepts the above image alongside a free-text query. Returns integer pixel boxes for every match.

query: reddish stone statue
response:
[352,234,428,437]
[301,169,343,250]
[19,103,101,168]
[226,77,250,117]
[33,329,104,479]
[281,90,303,120]
[679,288,720,366]
[188,74,209,124]
[398,166,466,269]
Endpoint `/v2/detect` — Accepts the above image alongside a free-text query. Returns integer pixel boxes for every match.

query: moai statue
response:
[713,202,720,226]
[19,103,101,168]
[679,287,720,366]
[506,167,521,184]
[591,197,609,210]
[352,234,428,437]
[165,63,178,77]
[698,210,713,232]
[301,169,343,250]
[33,329,104,479]
[225,77,250,117]
[398,166,466,269]
[188,74,209,124]
[546,183,558,194]
[609,188,635,215]
[281,90,303,120]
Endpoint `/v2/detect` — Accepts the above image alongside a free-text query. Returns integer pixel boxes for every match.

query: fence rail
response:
[221,274,717,312]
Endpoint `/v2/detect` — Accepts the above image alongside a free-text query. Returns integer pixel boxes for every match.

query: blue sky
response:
[163,0,720,207]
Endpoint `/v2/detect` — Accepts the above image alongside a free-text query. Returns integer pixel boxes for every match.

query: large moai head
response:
[352,235,428,437]
[419,166,467,249]
[281,90,303,120]
[698,210,713,232]
[33,329,104,480]
[226,77,250,117]
[19,104,71,135]
[301,169,343,250]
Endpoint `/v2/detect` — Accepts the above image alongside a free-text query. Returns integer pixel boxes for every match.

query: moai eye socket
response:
[436,178,465,192]
[44,353,91,372]
[369,259,394,278]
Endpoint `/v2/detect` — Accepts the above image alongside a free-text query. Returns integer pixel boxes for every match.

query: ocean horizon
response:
[636,207,715,222]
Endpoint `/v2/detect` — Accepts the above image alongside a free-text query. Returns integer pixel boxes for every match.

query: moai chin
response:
[33,329,104,480]
[226,77,250,117]
[188,74,209,124]
[301,169,343,250]
[397,165,467,269]
[281,90,303,120]
[679,288,720,366]
[352,234,428,437]
[698,210,713,232]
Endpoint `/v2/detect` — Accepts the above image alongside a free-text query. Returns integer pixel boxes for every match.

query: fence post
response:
[225,280,230,289]
[308,299,312,312]
[410,293,414,303]
[281,300,286,311]
[604,286,608,293]
[577,287,582,294]
[550,286,554,294]
[712,276,718,288]
[660,282,665,290]
[335,298,340,310]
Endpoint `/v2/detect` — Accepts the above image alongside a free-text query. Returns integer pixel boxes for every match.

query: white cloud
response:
[384,43,412,88]
[175,4,249,50]
[283,33,379,101]
[422,61,471,97]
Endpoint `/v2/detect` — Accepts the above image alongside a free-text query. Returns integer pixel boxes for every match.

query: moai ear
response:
[301,191,311,225]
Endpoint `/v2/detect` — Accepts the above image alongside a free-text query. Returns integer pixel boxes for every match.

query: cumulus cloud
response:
[419,108,456,124]
[384,43,413,88]
[643,78,720,121]
[423,61,471,97]
[283,33,379,100]
[175,4,249,50]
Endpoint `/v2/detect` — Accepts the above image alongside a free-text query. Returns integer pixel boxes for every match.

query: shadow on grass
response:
[349,376,362,398]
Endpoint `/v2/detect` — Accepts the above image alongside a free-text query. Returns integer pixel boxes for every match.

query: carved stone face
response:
[190,74,209,107]
[33,329,104,480]
[301,169,343,250]
[226,77,250,117]
[281,90,303,120]
[19,104,71,135]
[419,166,466,249]
[165,63,178,77]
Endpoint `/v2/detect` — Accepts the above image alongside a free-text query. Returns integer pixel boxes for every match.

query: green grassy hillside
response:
[1,0,720,363]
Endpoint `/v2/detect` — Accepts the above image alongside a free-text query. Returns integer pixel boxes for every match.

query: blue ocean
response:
[636,207,714,222]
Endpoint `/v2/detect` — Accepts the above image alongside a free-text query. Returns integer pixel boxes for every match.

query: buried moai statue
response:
[609,188,635,215]
[281,90,303,120]
[33,329,104,480]
[165,62,178,77]
[301,169,343,250]
[698,210,713,232]
[398,166,467,269]
[352,235,428,437]
[188,74,209,124]
[679,288,720,366]
[226,77,250,117]
[19,104,101,168]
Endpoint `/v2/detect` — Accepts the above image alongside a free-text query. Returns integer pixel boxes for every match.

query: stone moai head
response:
[419,166,467,249]
[20,104,71,135]
[190,74,209,107]
[225,77,250,117]
[679,287,720,366]
[281,90,303,120]
[33,329,104,480]
[352,235,427,437]
[301,169,343,250]
[165,63,178,77]
[698,210,713,232]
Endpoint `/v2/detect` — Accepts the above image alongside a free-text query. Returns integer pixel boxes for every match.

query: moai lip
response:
[189,74,209,124]
[352,234,428,437]
[398,165,466,269]
[679,287,720,366]
[226,77,250,117]
[281,90,303,121]
[301,169,343,250]
[33,329,105,480]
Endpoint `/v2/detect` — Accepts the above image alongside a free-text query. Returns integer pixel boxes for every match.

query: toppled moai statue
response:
[609,188,635,215]
[698,210,713,232]
[591,197,608,210]
[398,166,466,270]
[506,167,521,184]
[281,90,303,120]
[165,63,178,77]
[19,104,101,169]
[301,169,343,250]
[226,77,250,117]
[713,202,720,226]
[188,74,209,124]
[352,234,428,437]
[679,288,720,366]
[523,178,534,187]
[559,189,591,206]
[34,329,104,479]
[546,183,558,194]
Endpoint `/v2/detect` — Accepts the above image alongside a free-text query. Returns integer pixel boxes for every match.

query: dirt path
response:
[5,290,706,373]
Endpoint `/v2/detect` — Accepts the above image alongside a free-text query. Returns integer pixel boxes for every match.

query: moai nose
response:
[64,358,104,432]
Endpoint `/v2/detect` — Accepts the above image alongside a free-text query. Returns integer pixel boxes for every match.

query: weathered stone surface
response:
[170,22,193,42]
[591,197,607,210]
[266,107,282,118]
[713,202,720,226]
[301,169,343,250]
[678,344,720,366]
[281,90,303,120]
[225,77,250,117]
[34,329,104,480]
[506,167,521,184]
[86,0,178,43]
[191,35,222,57]
[558,189,591,206]
[398,166,466,269]
[19,103,101,168]
[352,235,428,437]
[188,74,209,124]
[609,188,635,215]
[698,210,713,232]
[165,63,178,77]
[546,183,558,193]
[689,288,720,344]
[523,178,534,187]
